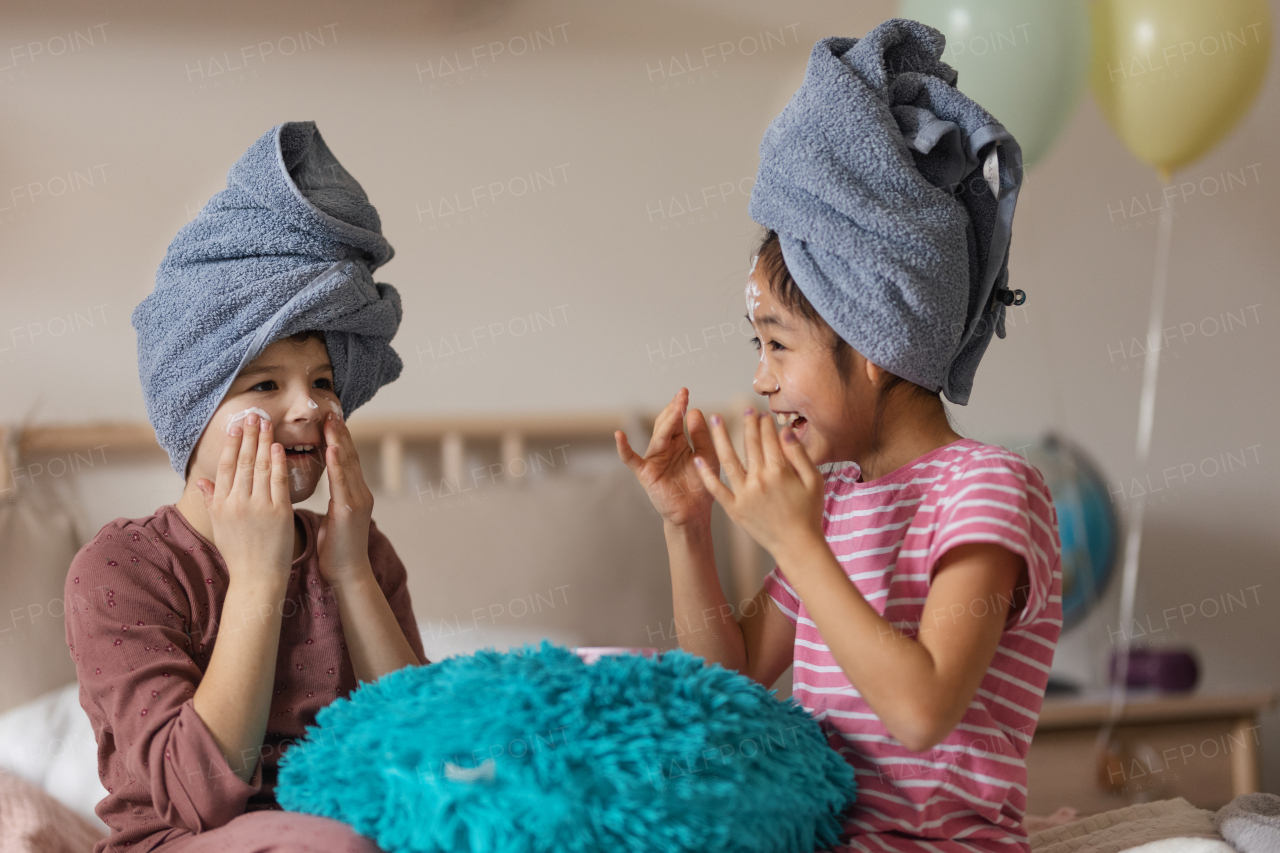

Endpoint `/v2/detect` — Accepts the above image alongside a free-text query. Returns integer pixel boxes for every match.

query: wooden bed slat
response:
[2,408,770,605]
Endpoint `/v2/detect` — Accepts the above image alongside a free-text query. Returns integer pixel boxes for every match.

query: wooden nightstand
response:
[1025,689,1276,815]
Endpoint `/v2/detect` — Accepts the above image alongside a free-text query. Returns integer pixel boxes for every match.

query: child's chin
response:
[793,426,814,451]
[799,434,832,466]
[287,474,323,502]
[806,450,833,466]
[286,456,325,502]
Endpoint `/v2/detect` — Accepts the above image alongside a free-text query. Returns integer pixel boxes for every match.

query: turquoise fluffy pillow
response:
[277,643,855,853]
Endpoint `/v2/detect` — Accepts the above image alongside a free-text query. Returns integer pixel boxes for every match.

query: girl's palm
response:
[616,389,720,527]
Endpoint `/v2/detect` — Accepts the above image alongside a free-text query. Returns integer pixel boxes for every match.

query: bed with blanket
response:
[1,682,1273,853]
[1029,798,1234,852]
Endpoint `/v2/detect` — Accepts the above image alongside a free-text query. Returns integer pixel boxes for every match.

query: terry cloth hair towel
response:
[748,19,1024,405]
[132,121,403,476]
[1215,792,1280,853]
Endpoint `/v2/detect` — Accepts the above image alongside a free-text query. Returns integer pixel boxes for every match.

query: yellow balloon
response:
[1091,0,1272,179]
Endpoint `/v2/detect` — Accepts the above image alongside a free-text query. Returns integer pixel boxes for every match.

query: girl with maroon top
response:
[67,121,423,853]
[66,331,426,853]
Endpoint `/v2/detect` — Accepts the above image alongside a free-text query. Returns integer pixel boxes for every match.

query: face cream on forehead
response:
[745,254,762,323]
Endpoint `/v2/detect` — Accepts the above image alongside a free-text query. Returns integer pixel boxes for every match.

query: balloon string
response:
[1096,193,1175,762]
[1136,205,1175,462]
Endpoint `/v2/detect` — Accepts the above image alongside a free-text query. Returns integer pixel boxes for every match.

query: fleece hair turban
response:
[748,19,1025,405]
[132,121,403,476]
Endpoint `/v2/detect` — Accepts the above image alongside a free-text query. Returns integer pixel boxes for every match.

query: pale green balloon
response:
[899,0,1091,166]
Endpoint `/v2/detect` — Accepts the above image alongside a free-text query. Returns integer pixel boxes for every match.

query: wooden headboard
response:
[0,404,762,601]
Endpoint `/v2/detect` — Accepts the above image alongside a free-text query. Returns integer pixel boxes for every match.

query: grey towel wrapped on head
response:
[748,19,1024,404]
[132,121,404,476]
[1215,792,1280,853]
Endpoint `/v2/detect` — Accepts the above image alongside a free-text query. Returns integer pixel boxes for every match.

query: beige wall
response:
[2,0,1278,792]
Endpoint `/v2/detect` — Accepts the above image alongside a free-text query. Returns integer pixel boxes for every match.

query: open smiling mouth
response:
[774,413,807,431]
[283,444,325,471]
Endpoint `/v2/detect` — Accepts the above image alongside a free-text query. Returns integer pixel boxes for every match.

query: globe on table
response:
[1013,434,1120,630]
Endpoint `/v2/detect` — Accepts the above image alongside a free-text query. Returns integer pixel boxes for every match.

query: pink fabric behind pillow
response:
[0,770,105,853]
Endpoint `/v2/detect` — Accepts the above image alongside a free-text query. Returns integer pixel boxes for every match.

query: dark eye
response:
[314,378,334,391]
[768,340,785,352]
[250,381,277,392]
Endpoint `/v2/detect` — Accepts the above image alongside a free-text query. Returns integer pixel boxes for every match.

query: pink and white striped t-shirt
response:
[763,439,1062,853]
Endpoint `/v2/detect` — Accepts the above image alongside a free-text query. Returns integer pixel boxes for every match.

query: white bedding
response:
[1122,842,1235,853]
[0,682,107,831]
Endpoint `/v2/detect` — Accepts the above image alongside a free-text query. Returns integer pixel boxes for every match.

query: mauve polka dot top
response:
[63,505,426,853]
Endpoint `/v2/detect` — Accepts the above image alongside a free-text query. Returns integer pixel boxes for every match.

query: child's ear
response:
[864,357,885,386]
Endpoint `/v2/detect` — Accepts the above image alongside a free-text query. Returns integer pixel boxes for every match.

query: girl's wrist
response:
[663,519,718,575]
[663,516,713,542]
[323,559,375,590]
[225,564,290,595]
[768,526,831,580]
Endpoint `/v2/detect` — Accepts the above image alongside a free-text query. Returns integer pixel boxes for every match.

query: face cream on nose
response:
[225,407,272,433]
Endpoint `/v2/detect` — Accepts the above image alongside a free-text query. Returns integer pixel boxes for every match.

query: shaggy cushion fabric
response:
[277,644,855,853]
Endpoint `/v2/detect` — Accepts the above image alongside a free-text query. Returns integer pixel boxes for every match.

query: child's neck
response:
[854,403,962,483]
[174,485,305,562]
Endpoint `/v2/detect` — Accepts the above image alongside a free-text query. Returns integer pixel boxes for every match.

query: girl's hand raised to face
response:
[315,411,375,585]
[615,388,721,529]
[195,413,294,587]
[694,408,825,560]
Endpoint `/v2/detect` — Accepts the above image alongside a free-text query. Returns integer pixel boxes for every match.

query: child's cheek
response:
[223,406,273,435]
[781,370,815,416]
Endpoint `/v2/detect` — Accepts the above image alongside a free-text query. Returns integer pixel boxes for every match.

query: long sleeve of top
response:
[64,505,425,853]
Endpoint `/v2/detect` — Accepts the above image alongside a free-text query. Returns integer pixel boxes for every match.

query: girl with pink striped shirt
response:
[616,21,1062,853]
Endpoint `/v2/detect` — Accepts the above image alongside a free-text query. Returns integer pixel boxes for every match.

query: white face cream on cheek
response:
[328,399,343,421]
[224,407,273,433]
[307,398,318,410]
